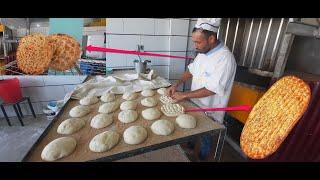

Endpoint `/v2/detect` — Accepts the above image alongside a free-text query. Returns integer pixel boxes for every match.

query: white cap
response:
[194,18,222,32]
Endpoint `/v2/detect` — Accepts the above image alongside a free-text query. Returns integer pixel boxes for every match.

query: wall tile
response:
[123,18,155,35]
[170,19,189,36]
[106,18,124,34]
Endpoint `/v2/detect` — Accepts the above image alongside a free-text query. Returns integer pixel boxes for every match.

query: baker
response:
[166,18,237,161]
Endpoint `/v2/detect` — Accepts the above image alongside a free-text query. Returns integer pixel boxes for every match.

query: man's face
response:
[192,31,215,54]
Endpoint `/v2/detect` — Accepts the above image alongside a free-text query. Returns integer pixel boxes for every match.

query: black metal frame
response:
[1,97,36,126]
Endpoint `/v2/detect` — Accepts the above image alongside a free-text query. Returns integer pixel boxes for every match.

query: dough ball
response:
[89,131,120,152]
[79,95,99,105]
[151,119,175,136]
[90,113,113,129]
[57,118,85,135]
[120,101,138,110]
[122,92,138,101]
[157,88,167,95]
[100,92,116,103]
[176,114,197,129]
[118,110,138,123]
[141,107,161,120]
[41,137,76,161]
[141,97,158,107]
[123,126,148,145]
[141,89,155,97]
[98,102,119,114]
[69,105,91,118]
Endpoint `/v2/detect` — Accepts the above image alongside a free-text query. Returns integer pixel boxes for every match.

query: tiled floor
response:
[0,115,246,162]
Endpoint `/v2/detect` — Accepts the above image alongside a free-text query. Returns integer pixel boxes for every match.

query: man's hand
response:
[172,92,188,102]
[166,85,177,97]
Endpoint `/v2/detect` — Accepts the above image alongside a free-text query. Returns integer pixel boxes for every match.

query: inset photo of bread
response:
[0,18,107,75]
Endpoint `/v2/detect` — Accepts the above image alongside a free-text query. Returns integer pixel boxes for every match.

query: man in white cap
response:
[166,18,237,161]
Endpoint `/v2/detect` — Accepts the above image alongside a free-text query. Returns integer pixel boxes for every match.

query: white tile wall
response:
[106,18,124,34]
[63,85,78,94]
[126,54,141,67]
[189,20,197,36]
[22,86,66,102]
[155,19,170,35]
[1,75,19,80]
[17,76,44,87]
[147,52,170,66]
[170,19,189,36]
[108,35,141,51]
[123,18,155,35]
[151,65,169,79]
[169,36,188,51]
[169,52,187,80]
[141,36,170,51]
[106,53,127,67]
[187,37,195,51]
[43,76,81,86]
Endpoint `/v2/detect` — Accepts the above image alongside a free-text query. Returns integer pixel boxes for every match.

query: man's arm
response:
[172,87,215,102]
[166,71,192,96]
[174,71,192,87]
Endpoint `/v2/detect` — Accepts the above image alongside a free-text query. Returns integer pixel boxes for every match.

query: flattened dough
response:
[41,137,76,161]
[160,95,177,104]
[161,103,185,117]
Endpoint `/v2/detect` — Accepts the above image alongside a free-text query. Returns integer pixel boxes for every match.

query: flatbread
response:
[240,76,311,159]
[47,34,81,71]
[16,33,53,74]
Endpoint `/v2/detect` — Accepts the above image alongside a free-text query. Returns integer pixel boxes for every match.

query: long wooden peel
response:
[184,105,252,112]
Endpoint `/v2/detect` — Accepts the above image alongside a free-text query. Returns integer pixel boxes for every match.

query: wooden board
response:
[24,92,224,162]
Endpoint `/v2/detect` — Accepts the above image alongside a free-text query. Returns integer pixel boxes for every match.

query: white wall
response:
[0,75,87,118]
[105,18,195,91]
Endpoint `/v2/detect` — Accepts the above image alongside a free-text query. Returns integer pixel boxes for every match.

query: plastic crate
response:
[80,60,106,75]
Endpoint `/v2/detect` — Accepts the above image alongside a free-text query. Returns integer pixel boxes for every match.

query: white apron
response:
[188,42,237,124]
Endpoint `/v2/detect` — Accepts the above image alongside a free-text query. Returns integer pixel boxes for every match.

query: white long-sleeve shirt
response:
[188,41,237,124]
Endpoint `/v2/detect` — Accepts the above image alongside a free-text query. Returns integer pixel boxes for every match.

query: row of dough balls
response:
[78,87,166,106]
[42,113,196,162]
